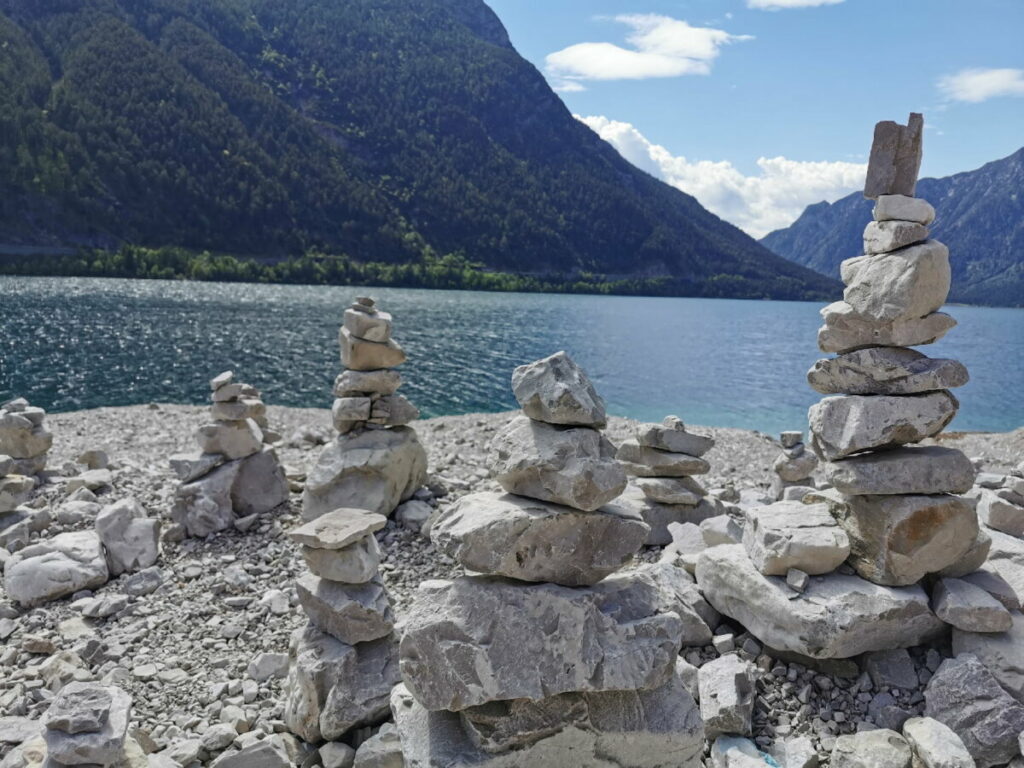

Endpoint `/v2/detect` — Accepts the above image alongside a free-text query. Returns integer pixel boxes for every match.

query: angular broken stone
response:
[951,616,1024,704]
[43,684,113,734]
[303,536,381,584]
[490,415,626,512]
[510,351,607,427]
[807,347,969,396]
[824,446,975,496]
[232,446,289,517]
[390,675,704,768]
[901,717,974,768]
[635,476,706,506]
[0,411,52,459]
[841,240,951,324]
[977,488,1024,537]
[368,394,419,426]
[399,574,684,711]
[430,491,649,586]
[636,417,714,457]
[874,194,935,225]
[818,302,956,355]
[303,427,427,520]
[864,113,923,199]
[698,654,756,740]
[296,573,394,645]
[616,482,721,546]
[284,625,399,743]
[4,531,110,607]
[742,501,850,576]
[924,654,1024,768]
[95,498,160,577]
[959,568,1021,612]
[168,452,225,484]
[343,307,393,343]
[863,220,929,255]
[617,440,711,477]
[210,370,233,391]
[339,328,406,371]
[864,649,918,691]
[210,397,264,422]
[808,391,959,461]
[332,397,372,423]
[44,683,131,766]
[289,508,388,549]
[194,419,263,460]
[695,546,943,659]
[830,730,912,768]
[0,474,34,513]
[831,493,979,586]
[628,561,718,646]
[773,450,818,483]
[933,578,1012,633]
[333,369,403,398]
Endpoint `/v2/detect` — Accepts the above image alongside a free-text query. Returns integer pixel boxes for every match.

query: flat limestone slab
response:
[289,508,387,550]
[390,675,704,768]
[817,302,956,355]
[824,446,975,496]
[696,545,943,659]
[807,347,968,396]
[742,501,850,576]
[430,491,649,586]
[399,574,684,711]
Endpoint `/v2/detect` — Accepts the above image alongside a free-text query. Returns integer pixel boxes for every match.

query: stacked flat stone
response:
[169,371,288,537]
[771,430,818,500]
[42,682,132,767]
[303,297,427,521]
[616,415,717,545]
[397,351,705,767]
[283,508,400,744]
[0,397,52,475]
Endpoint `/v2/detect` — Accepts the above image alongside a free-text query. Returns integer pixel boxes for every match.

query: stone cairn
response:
[396,351,706,766]
[170,371,289,537]
[616,414,717,545]
[302,297,427,521]
[771,430,818,500]
[41,682,132,767]
[0,397,52,476]
[282,507,401,748]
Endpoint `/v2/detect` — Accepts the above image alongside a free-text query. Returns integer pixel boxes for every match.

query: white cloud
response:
[937,68,1024,103]
[748,0,844,9]
[579,115,866,238]
[545,14,750,87]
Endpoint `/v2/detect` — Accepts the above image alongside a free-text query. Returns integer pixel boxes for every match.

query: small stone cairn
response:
[303,297,427,521]
[616,414,717,545]
[975,461,1024,538]
[282,507,400,745]
[170,371,288,537]
[0,397,52,476]
[771,430,818,500]
[42,682,132,767]
[395,351,705,766]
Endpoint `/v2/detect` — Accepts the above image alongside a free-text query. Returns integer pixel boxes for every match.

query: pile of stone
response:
[0,397,52,476]
[975,463,1024,538]
[614,415,718,545]
[41,682,132,767]
[170,371,289,537]
[303,297,427,521]
[398,352,705,766]
[771,430,818,500]
[282,508,401,751]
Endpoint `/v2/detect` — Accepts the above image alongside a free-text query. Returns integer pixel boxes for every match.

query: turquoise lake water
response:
[1,276,1021,435]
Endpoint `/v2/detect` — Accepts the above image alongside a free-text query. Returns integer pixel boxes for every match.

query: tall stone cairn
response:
[616,414,718,545]
[169,371,289,537]
[808,112,982,588]
[282,508,400,744]
[302,297,427,521]
[0,397,52,476]
[771,430,818,500]
[396,351,705,767]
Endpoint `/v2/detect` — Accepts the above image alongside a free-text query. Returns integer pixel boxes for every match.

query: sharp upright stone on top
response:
[863,112,924,199]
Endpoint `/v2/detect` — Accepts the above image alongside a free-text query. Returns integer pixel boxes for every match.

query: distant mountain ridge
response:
[0,0,836,299]
[761,147,1024,306]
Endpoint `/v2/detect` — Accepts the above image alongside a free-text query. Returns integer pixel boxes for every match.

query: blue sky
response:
[485,0,1024,237]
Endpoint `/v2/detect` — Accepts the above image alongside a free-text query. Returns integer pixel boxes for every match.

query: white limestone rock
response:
[959,568,1021,612]
[283,625,399,743]
[168,451,225,483]
[863,220,929,255]
[830,730,912,768]
[289,508,388,549]
[616,482,721,546]
[742,501,850,576]
[818,302,956,355]
[841,240,950,323]
[303,427,427,520]
[343,307,393,343]
[399,574,685,711]
[824,446,975,496]
[636,416,714,457]
[390,675,704,768]
[808,391,959,461]
[0,474,34,513]
[95,498,160,576]
[629,561,719,646]
[430,491,649,586]
[933,578,1012,633]
[616,440,711,477]
[695,545,943,659]
[511,351,607,427]
[951,615,1024,703]
[368,394,419,426]
[635,476,706,505]
[0,410,52,459]
[194,419,263,460]
[334,369,403,398]
[874,194,935,225]
[231,446,289,517]
[43,683,131,766]
[339,328,406,371]
[773,451,818,483]
[303,536,381,583]
[698,654,756,739]
[977,488,1024,537]
[807,347,968,396]
[5,531,110,607]
[490,415,626,512]
[901,717,974,768]
[296,573,394,645]
[333,397,372,423]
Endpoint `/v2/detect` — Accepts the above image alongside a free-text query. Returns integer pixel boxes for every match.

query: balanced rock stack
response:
[616,416,717,545]
[283,508,400,745]
[397,352,705,767]
[771,430,818,500]
[0,452,35,519]
[42,682,132,767]
[0,397,52,476]
[303,297,427,521]
[170,371,288,537]
[808,112,981,588]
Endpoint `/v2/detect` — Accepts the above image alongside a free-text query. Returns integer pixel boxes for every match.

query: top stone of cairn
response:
[511,351,607,427]
[863,112,923,199]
